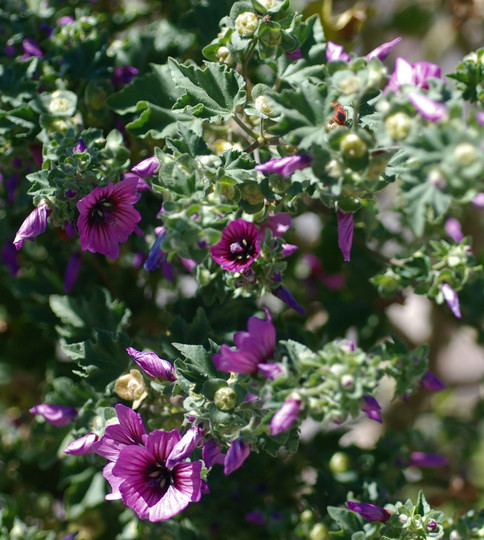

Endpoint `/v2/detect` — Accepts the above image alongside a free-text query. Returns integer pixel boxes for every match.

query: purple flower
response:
[245,510,267,525]
[224,439,251,475]
[22,38,44,59]
[271,285,306,315]
[255,154,312,178]
[440,283,461,318]
[445,217,464,242]
[111,429,202,521]
[202,439,226,468]
[472,193,484,208]
[408,451,448,468]
[212,310,276,375]
[165,426,203,468]
[259,212,292,238]
[58,15,75,26]
[131,156,160,177]
[126,347,176,381]
[270,395,302,436]
[2,241,20,276]
[347,501,390,522]
[285,48,302,60]
[144,228,167,271]
[64,433,99,455]
[361,396,382,423]
[64,252,82,293]
[326,41,350,63]
[95,403,147,462]
[257,362,284,380]
[111,66,139,89]
[30,404,77,427]
[76,177,142,260]
[13,203,50,250]
[210,219,260,272]
[74,139,87,153]
[337,210,354,262]
[408,92,448,122]
[366,37,401,61]
[387,57,441,92]
[281,243,298,257]
[475,111,484,125]
[421,371,446,392]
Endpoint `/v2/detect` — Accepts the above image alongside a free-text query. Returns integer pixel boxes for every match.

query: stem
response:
[233,114,258,141]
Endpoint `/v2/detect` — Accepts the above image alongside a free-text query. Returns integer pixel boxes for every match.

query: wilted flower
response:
[111,429,203,521]
[337,210,354,262]
[366,37,401,61]
[114,369,148,409]
[361,395,382,423]
[326,41,350,63]
[224,439,251,475]
[13,203,50,250]
[255,154,312,178]
[408,92,448,122]
[387,57,441,92]
[30,404,78,427]
[126,347,176,381]
[440,283,462,318]
[421,371,446,392]
[408,451,448,468]
[347,501,390,522]
[212,309,276,375]
[76,176,141,260]
[64,433,99,455]
[270,395,302,436]
[210,219,260,272]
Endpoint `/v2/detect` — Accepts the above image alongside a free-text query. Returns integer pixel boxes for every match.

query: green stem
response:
[233,114,258,141]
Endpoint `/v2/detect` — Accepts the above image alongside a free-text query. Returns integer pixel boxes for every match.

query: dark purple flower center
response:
[146,462,173,496]
[229,237,256,263]
[90,197,116,224]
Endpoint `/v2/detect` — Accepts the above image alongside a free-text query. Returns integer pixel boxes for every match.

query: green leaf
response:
[169,58,247,120]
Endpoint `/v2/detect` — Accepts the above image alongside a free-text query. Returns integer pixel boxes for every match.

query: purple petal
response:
[408,451,448,468]
[270,396,302,436]
[440,283,461,318]
[361,396,382,423]
[445,217,464,242]
[475,111,484,126]
[421,371,446,392]
[126,347,176,381]
[63,252,82,293]
[285,48,302,60]
[347,501,390,522]
[281,243,298,257]
[131,156,160,177]
[64,433,99,455]
[471,193,484,208]
[326,41,350,63]
[202,439,226,468]
[29,404,77,426]
[408,92,448,122]
[210,219,260,272]
[259,212,292,238]
[366,37,401,61]
[14,203,50,250]
[22,38,44,58]
[337,210,354,262]
[224,439,251,475]
[271,285,306,315]
[257,362,284,380]
[255,155,312,178]
[166,426,203,468]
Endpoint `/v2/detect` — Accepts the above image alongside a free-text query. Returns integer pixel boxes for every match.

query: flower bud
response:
[240,182,265,204]
[214,386,237,410]
[338,75,361,95]
[235,12,259,37]
[216,46,234,65]
[258,0,276,9]
[114,369,148,409]
[453,142,477,166]
[49,90,73,115]
[309,523,330,540]
[260,27,281,47]
[255,95,273,116]
[329,451,351,473]
[340,133,367,158]
[384,112,412,140]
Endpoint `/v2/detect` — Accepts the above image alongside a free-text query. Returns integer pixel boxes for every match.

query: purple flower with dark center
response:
[64,433,99,455]
[22,38,44,59]
[112,65,139,89]
[387,57,441,92]
[285,48,302,60]
[165,426,203,468]
[255,154,313,178]
[326,41,350,63]
[440,283,461,318]
[337,210,354,262]
[76,176,142,260]
[408,92,448,122]
[131,156,160,177]
[366,37,401,61]
[64,252,82,293]
[202,439,226,468]
[210,219,260,272]
[270,395,302,436]
[95,403,147,462]
[408,451,448,468]
[111,429,203,521]
[30,404,78,427]
[445,217,464,242]
[361,395,382,423]
[212,310,276,375]
[421,371,445,392]
[14,203,50,250]
[126,347,176,381]
[224,439,251,475]
[271,285,306,315]
[347,501,390,522]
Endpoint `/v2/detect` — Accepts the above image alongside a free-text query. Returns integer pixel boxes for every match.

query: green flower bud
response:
[218,180,237,200]
[235,12,259,37]
[338,75,361,95]
[329,451,351,474]
[255,95,273,116]
[300,509,314,523]
[259,27,281,47]
[216,46,234,65]
[258,0,276,9]
[309,523,330,540]
[240,182,265,204]
[269,174,292,193]
[340,133,367,158]
[384,112,412,140]
[214,386,237,410]
[453,142,477,166]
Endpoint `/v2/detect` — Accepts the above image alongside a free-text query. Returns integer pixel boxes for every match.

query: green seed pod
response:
[214,386,237,410]
[340,133,368,159]
[240,182,265,204]
[329,451,351,474]
[384,112,412,140]
[259,26,281,47]
[235,12,259,37]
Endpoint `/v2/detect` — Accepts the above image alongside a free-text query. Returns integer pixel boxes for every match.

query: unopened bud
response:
[255,95,273,116]
[260,27,281,47]
[329,451,351,473]
[385,112,412,140]
[235,12,259,37]
[427,168,446,189]
[50,91,73,115]
[240,183,265,204]
[216,46,234,65]
[338,75,361,95]
[309,523,329,540]
[340,133,367,158]
[453,142,477,166]
[214,386,237,410]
